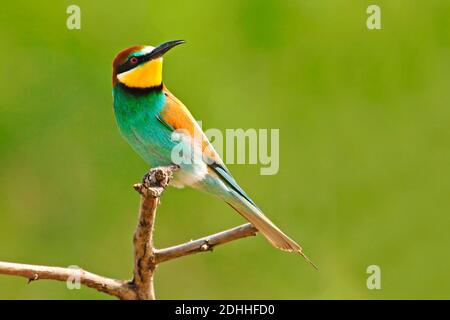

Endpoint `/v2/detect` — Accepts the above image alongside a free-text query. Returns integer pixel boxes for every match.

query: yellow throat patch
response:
[117,58,163,88]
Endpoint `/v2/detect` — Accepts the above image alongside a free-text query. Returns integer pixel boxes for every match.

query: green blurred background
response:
[0,0,449,299]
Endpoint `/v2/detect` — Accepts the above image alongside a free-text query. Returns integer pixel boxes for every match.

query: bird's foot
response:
[142,164,179,188]
[133,165,180,197]
[133,164,180,197]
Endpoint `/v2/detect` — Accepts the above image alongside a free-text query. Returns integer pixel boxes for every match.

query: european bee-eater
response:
[112,40,315,268]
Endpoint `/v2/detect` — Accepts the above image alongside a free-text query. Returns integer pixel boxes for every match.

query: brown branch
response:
[0,165,259,299]
[129,165,175,300]
[0,261,137,299]
[155,223,257,263]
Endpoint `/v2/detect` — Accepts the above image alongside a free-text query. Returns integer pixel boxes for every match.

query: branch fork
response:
[0,165,258,299]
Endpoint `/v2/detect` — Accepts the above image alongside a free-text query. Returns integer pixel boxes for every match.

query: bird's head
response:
[112,40,185,89]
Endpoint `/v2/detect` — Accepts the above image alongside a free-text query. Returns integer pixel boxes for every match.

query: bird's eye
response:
[130,57,139,64]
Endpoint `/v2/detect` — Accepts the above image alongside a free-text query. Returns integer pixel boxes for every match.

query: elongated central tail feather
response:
[226,191,317,269]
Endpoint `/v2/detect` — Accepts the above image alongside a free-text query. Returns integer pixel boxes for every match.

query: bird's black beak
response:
[145,40,185,61]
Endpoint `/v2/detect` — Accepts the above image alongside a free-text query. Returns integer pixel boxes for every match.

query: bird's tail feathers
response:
[226,192,317,270]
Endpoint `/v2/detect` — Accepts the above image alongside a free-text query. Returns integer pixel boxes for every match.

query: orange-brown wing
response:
[159,86,226,168]
[161,87,256,205]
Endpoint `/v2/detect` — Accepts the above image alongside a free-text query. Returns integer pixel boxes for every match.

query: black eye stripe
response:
[117,55,142,74]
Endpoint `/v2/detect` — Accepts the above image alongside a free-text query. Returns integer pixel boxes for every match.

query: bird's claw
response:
[142,165,180,189]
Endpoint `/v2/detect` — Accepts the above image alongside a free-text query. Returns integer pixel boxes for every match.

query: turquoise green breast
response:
[113,86,174,166]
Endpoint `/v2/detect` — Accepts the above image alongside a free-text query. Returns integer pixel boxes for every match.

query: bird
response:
[112,40,316,269]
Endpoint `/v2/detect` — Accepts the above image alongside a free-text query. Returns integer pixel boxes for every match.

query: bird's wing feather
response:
[209,163,256,207]
[159,87,255,205]
[159,86,226,168]
[156,114,175,131]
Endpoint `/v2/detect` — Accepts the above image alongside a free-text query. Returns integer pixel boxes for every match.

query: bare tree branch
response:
[0,165,259,299]
[155,223,257,263]
[0,261,136,299]
[129,165,175,300]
